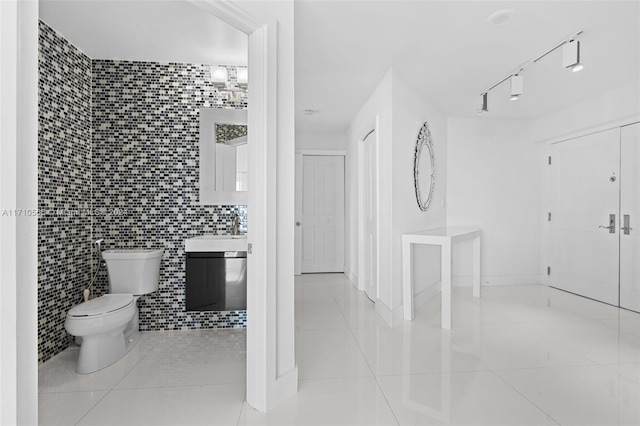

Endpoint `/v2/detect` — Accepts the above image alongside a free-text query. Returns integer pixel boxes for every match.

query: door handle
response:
[621,214,632,235]
[296,222,301,226]
[599,214,616,233]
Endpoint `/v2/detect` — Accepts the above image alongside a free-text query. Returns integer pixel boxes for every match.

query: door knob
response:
[599,214,616,234]
[296,222,301,226]
[621,214,632,235]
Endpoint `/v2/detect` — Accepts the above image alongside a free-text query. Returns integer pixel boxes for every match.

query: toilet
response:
[65,248,163,374]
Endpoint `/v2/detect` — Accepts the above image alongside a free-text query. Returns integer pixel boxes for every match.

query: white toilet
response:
[65,248,163,374]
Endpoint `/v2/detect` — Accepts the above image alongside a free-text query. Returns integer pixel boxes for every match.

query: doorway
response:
[295,154,345,273]
[549,122,640,311]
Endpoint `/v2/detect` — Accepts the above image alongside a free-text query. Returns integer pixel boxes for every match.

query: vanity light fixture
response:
[478,29,583,111]
[210,66,248,95]
[236,68,248,89]
[211,66,228,89]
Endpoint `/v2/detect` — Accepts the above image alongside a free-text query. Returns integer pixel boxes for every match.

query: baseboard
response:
[374,300,393,326]
[344,267,357,287]
[452,274,543,287]
[414,281,442,309]
[268,365,298,412]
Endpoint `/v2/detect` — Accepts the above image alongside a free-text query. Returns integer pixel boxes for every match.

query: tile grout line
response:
[73,334,158,425]
[330,276,401,426]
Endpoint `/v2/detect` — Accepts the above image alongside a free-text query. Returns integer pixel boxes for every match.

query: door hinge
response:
[547,266,551,275]
[548,156,552,165]
[248,243,252,254]
[548,212,551,221]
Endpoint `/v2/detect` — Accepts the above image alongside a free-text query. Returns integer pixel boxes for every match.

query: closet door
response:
[620,123,640,312]
[549,128,620,305]
[301,155,345,273]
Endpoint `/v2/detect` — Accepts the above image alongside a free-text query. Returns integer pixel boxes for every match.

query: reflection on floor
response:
[39,273,640,425]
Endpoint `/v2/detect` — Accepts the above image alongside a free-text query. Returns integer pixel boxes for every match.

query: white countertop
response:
[184,234,248,252]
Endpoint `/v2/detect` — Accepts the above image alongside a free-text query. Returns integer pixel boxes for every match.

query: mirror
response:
[414,121,435,211]
[199,108,247,205]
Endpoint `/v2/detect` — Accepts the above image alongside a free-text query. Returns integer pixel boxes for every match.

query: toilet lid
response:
[68,294,134,317]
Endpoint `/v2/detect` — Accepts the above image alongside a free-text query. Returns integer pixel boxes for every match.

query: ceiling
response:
[39,0,248,65]
[295,1,640,133]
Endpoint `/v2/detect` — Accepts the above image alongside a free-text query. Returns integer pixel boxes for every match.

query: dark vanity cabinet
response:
[186,251,247,311]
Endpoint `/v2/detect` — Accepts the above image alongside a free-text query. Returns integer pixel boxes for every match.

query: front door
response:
[620,123,640,312]
[550,128,621,305]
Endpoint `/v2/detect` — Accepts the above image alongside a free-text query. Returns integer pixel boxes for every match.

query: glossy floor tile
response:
[377,371,557,425]
[239,377,398,426]
[496,365,640,426]
[39,274,640,425]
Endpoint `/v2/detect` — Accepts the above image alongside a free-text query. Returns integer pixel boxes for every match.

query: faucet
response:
[232,214,240,235]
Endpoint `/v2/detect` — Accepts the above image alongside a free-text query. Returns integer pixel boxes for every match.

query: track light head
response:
[570,63,584,72]
[563,40,583,72]
[476,93,489,113]
[510,74,523,101]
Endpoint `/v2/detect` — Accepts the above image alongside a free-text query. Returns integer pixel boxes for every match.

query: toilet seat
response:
[68,294,134,317]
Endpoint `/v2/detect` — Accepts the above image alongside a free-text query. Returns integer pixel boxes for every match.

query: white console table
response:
[402,227,481,329]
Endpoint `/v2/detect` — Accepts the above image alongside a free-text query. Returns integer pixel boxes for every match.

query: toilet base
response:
[76,328,141,374]
[75,308,142,375]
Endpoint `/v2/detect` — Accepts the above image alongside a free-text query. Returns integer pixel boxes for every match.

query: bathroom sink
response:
[191,234,247,240]
[185,234,248,252]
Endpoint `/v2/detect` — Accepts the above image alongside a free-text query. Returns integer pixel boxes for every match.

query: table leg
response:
[472,235,481,298]
[441,243,452,329]
[402,240,413,320]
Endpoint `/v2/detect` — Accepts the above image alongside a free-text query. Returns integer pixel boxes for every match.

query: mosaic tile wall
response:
[216,124,248,143]
[91,60,248,332]
[38,21,248,363]
[38,21,92,363]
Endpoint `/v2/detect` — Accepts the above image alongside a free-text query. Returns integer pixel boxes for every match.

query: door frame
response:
[294,150,346,275]
[1,0,296,419]
[548,128,622,305]
[544,118,640,288]
[357,118,379,298]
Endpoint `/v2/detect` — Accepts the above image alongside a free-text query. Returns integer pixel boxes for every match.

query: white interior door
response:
[362,131,377,301]
[301,155,345,273]
[620,122,640,312]
[550,128,621,305]
[294,153,303,275]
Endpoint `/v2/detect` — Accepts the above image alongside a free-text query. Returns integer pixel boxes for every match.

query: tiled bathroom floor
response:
[39,274,640,425]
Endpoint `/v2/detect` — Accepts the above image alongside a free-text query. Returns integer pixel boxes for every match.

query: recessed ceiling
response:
[295,1,640,133]
[39,0,248,65]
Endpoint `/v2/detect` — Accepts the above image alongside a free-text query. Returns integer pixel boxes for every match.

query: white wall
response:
[447,117,543,287]
[528,80,640,145]
[296,131,346,151]
[390,73,447,319]
[345,70,448,323]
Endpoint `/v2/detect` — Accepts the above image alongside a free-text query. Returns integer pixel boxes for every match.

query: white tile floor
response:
[39,273,640,425]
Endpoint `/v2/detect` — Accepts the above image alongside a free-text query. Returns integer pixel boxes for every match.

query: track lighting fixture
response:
[562,40,583,72]
[510,74,523,101]
[477,93,489,114]
[478,30,583,112]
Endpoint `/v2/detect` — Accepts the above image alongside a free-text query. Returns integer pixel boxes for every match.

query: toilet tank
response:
[101,249,164,295]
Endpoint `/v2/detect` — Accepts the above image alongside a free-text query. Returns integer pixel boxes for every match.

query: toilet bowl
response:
[65,294,136,374]
[65,248,163,374]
